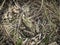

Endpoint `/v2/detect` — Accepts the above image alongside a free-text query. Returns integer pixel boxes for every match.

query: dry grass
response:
[0,0,60,45]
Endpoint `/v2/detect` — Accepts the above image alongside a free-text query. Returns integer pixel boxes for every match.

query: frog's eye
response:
[22,14,25,17]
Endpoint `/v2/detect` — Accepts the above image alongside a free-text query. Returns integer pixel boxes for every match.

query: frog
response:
[21,14,36,36]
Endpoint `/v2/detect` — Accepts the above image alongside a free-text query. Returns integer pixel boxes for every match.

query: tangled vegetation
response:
[0,0,60,45]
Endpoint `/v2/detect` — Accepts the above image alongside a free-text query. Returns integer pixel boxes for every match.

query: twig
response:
[0,0,6,10]
[29,0,44,19]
